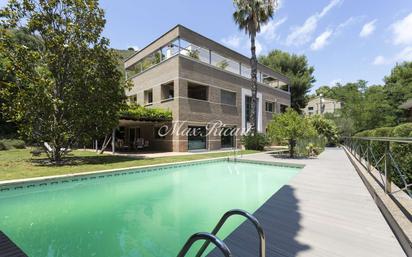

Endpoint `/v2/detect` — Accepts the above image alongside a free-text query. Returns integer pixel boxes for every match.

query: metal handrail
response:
[195,209,265,257]
[350,136,412,143]
[344,137,412,197]
[176,232,232,257]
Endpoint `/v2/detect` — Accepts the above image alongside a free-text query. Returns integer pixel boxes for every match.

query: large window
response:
[128,94,137,103]
[221,90,236,106]
[126,37,290,92]
[161,82,174,101]
[144,89,153,105]
[188,126,207,150]
[221,127,235,148]
[265,101,275,112]
[188,82,208,101]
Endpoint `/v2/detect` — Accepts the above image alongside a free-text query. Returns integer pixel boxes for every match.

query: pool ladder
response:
[176,209,265,257]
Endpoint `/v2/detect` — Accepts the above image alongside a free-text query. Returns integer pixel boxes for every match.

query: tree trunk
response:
[289,139,296,158]
[52,146,62,163]
[250,35,258,135]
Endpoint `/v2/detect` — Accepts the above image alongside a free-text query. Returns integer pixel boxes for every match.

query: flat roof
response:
[124,24,290,84]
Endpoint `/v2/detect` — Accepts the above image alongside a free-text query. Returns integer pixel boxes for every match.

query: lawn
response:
[0,148,258,181]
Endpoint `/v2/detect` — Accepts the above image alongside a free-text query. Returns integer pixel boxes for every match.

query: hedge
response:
[0,139,25,150]
[354,123,411,190]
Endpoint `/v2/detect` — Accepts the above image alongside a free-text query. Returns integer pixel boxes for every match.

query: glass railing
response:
[126,37,289,92]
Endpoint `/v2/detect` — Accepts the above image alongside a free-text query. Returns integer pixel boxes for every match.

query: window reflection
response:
[125,37,289,92]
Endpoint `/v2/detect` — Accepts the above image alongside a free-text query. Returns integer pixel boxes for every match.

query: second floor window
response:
[188,82,208,101]
[265,101,274,112]
[221,90,236,106]
[144,89,153,105]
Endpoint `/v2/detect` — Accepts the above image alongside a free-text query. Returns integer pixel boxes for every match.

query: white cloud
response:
[359,19,377,38]
[372,55,386,65]
[259,17,287,40]
[394,46,412,62]
[372,47,412,66]
[221,35,242,48]
[286,0,342,46]
[392,12,412,45]
[311,29,333,50]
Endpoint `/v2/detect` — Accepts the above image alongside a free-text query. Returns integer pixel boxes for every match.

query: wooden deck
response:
[0,231,28,257]
[207,148,406,257]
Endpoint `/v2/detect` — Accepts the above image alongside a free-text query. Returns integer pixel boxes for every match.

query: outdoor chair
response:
[135,138,144,149]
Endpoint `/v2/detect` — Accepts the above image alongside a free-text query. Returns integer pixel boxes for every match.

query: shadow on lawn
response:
[31,154,154,166]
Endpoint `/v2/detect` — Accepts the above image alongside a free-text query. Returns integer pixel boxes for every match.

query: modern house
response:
[120,25,291,152]
[303,96,342,116]
[400,98,412,121]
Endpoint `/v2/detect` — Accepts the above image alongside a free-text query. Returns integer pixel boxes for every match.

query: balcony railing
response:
[344,137,412,197]
[125,37,290,92]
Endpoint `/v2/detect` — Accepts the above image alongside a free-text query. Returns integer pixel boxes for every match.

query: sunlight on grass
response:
[0,148,258,181]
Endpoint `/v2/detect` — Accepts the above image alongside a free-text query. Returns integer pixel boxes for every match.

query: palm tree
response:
[233,0,277,134]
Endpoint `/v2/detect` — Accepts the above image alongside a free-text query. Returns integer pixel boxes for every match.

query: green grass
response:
[0,148,258,181]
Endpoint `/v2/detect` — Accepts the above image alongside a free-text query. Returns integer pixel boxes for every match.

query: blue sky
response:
[2,0,412,92]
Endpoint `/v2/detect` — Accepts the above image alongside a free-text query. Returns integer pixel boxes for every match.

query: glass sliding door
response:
[188,126,207,150]
[221,127,235,148]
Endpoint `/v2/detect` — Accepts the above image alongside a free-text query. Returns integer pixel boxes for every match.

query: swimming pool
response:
[0,159,300,257]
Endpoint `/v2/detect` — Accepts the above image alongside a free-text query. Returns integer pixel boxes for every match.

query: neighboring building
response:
[120,25,290,152]
[400,98,412,121]
[303,96,342,116]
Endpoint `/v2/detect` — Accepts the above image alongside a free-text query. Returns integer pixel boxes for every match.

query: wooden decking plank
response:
[207,148,406,257]
[0,231,28,257]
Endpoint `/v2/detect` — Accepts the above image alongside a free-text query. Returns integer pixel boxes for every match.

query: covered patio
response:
[109,119,173,153]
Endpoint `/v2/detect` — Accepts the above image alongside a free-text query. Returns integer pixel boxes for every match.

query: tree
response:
[384,61,412,123]
[233,0,277,134]
[315,80,397,133]
[309,115,339,146]
[0,29,43,138]
[267,108,316,157]
[0,0,126,162]
[259,50,315,113]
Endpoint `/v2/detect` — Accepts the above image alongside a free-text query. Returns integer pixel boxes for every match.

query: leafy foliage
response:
[259,50,315,113]
[119,104,172,122]
[384,62,412,123]
[315,61,412,134]
[0,0,127,162]
[241,133,269,151]
[0,139,25,150]
[309,115,339,146]
[267,108,317,157]
[354,123,412,189]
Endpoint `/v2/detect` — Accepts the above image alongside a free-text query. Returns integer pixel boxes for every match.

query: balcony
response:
[125,37,290,93]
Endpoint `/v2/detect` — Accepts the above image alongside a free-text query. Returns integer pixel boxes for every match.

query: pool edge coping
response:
[0,155,303,190]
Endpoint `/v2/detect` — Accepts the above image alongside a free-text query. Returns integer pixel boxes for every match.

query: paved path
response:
[208,148,406,257]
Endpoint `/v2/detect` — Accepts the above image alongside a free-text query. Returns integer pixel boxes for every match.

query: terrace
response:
[124,25,290,93]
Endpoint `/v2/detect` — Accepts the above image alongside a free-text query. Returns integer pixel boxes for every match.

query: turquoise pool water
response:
[0,160,300,257]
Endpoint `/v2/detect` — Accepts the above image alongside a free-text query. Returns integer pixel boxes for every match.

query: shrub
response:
[390,123,412,186]
[0,139,25,150]
[309,115,339,146]
[241,133,269,151]
[267,108,317,157]
[119,104,172,122]
[295,136,326,157]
